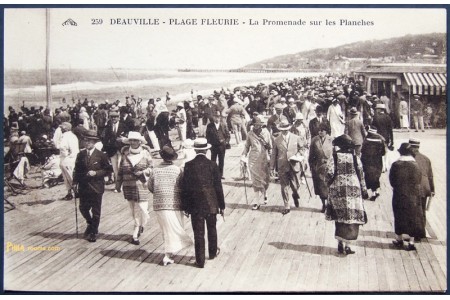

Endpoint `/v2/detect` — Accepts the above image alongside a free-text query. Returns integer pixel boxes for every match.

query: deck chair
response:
[4,141,28,188]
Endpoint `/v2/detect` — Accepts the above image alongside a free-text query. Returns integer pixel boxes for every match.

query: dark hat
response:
[159,145,178,161]
[349,107,358,115]
[409,138,420,148]
[398,143,413,156]
[332,134,355,150]
[83,130,100,141]
[315,105,324,113]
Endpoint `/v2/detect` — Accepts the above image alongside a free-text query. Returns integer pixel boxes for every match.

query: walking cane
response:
[73,186,79,238]
[242,161,249,206]
[300,163,312,198]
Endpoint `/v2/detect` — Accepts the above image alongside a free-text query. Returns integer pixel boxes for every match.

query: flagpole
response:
[46,8,52,112]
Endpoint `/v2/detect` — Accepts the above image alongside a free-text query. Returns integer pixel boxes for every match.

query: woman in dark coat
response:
[308,122,333,212]
[360,127,385,201]
[389,143,424,251]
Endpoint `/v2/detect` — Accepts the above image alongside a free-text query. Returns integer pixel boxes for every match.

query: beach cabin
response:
[353,63,447,128]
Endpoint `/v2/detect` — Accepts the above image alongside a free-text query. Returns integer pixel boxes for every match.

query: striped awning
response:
[403,72,447,95]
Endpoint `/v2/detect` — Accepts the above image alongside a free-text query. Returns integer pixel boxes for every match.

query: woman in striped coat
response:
[117,131,153,246]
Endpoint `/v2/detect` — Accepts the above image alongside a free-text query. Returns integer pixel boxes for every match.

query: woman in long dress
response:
[148,145,193,265]
[117,131,153,246]
[361,127,386,200]
[389,143,424,251]
[325,134,368,255]
[241,117,271,210]
[308,122,333,212]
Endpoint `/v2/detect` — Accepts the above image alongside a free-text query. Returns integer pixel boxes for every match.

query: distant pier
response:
[177,68,328,73]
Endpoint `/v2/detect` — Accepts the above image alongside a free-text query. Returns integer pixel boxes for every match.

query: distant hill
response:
[244,32,446,69]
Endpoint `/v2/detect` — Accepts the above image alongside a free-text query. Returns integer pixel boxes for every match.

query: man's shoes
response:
[321,204,326,213]
[194,261,204,268]
[210,248,220,260]
[281,209,290,216]
[338,241,344,254]
[61,193,73,200]
[370,193,379,201]
[88,233,97,243]
[130,237,140,245]
[293,194,299,208]
[252,204,260,210]
[405,244,417,251]
[221,176,225,180]
[415,130,419,132]
[163,256,174,266]
[84,226,92,237]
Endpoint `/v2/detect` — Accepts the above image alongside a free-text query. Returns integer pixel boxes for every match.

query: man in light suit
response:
[73,130,111,242]
[270,119,307,215]
[182,138,225,268]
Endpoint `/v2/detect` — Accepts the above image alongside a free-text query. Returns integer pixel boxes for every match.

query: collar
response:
[398,156,415,162]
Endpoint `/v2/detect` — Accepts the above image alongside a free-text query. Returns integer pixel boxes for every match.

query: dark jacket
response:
[206,121,230,148]
[309,116,331,139]
[414,151,434,197]
[73,148,110,195]
[372,113,393,147]
[102,121,129,157]
[181,154,225,215]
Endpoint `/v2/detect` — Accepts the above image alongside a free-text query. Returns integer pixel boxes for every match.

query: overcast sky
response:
[5,8,446,70]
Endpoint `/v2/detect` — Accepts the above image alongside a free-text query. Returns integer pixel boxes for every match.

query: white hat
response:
[376,103,386,110]
[294,112,304,120]
[177,102,184,108]
[193,138,211,150]
[277,119,292,131]
[123,131,146,144]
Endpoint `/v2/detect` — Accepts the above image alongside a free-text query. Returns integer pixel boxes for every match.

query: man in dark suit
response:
[409,138,435,237]
[102,110,128,190]
[182,138,225,268]
[309,105,331,139]
[206,110,230,179]
[73,130,111,242]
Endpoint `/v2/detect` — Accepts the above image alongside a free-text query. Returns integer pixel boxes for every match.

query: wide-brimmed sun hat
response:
[123,131,146,144]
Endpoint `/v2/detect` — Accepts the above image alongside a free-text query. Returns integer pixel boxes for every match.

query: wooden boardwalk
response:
[3,130,447,292]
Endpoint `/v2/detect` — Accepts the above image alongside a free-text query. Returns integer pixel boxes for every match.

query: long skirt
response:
[335,222,360,241]
[400,114,410,128]
[156,210,193,253]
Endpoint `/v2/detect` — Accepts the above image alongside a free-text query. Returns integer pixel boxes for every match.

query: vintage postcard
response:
[3,5,447,293]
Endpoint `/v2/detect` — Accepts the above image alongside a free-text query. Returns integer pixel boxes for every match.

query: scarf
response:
[128,146,144,167]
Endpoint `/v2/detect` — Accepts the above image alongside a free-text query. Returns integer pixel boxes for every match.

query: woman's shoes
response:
[321,204,326,213]
[338,241,344,254]
[281,209,290,215]
[344,246,355,255]
[163,256,174,266]
[130,237,140,245]
[264,197,268,205]
[392,239,404,248]
[138,226,144,238]
[252,204,261,210]
[370,192,379,201]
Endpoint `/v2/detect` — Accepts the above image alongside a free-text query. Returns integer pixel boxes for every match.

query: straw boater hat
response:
[367,126,378,135]
[177,102,184,108]
[123,131,146,144]
[159,145,178,161]
[376,103,386,110]
[409,138,420,148]
[109,111,119,117]
[277,119,292,131]
[274,103,284,110]
[83,130,100,141]
[193,138,211,150]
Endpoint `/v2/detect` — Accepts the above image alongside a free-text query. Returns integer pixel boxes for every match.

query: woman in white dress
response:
[327,99,345,138]
[148,145,193,265]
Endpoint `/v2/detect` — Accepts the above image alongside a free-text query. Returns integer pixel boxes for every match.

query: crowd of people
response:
[4,73,437,266]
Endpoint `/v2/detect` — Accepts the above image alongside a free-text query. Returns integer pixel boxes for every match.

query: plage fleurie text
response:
[6,242,61,252]
[105,18,374,26]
